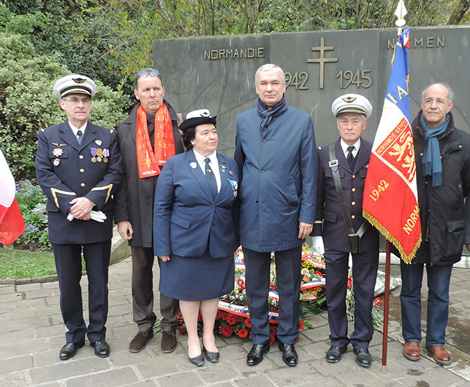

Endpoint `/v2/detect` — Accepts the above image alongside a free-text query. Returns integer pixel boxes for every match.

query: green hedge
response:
[0,33,132,181]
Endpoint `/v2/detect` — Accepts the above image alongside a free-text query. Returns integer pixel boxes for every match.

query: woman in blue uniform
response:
[153,109,239,367]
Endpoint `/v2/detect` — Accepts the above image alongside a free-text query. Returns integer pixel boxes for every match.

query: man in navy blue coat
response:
[312,94,379,368]
[36,75,122,360]
[235,64,317,367]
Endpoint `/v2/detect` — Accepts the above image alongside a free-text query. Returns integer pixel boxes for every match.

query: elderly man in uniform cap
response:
[36,74,122,360]
[114,69,184,353]
[312,93,379,368]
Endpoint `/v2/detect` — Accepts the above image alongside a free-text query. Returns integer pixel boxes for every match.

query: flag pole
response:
[381,0,408,374]
[382,241,392,373]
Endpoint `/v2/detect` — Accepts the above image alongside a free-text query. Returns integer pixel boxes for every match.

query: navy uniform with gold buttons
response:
[312,94,379,368]
[36,74,122,360]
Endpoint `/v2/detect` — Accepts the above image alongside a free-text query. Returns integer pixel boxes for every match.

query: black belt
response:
[328,145,368,253]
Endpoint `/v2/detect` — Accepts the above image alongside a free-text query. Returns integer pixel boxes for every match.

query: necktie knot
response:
[76,129,83,145]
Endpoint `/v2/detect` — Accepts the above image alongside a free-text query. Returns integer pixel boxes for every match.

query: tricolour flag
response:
[363,28,421,263]
[0,148,25,246]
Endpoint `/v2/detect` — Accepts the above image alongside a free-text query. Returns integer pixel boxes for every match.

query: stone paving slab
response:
[0,258,469,386]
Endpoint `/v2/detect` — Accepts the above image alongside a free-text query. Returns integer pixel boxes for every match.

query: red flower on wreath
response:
[220,325,234,337]
[245,318,252,328]
[178,326,187,335]
[314,271,323,277]
[226,314,238,325]
[237,278,245,290]
[299,320,305,330]
[347,274,353,290]
[374,297,383,306]
[238,328,249,338]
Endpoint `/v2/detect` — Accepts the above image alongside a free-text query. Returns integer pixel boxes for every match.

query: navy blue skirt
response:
[159,251,234,301]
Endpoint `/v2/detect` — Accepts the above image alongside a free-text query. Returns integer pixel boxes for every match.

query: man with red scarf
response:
[115,69,184,353]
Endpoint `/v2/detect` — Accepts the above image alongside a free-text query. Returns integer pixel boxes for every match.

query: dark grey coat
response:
[412,111,470,265]
[114,101,184,247]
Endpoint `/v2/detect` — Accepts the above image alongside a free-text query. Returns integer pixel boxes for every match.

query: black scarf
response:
[257,95,288,133]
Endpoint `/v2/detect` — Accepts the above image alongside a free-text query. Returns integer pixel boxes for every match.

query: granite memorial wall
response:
[153,26,470,156]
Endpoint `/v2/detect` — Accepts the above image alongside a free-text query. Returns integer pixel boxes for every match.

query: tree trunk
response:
[447,0,469,25]
[63,0,80,13]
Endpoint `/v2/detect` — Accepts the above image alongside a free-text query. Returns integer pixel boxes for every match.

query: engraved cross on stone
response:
[307,37,338,89]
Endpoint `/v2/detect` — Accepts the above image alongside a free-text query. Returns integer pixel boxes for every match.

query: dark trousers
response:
[52,240,111,344]
[324,248,379,349]
[244,245,302,345]
[131,246,179,331]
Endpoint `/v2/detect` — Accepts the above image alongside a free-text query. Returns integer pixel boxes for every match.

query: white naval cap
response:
[179,109,217,131]
[53,74,97,99]
[331,93,373,120]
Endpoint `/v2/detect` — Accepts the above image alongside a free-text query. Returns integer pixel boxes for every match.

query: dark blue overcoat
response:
[234,106,317,252]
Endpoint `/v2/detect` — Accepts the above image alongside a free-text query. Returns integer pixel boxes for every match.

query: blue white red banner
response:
[363,28,421,263]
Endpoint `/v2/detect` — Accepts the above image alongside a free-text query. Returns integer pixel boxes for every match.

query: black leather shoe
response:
[203,346,220,363]
[60,341,85,361]
[247,343,270,366]
[326,345,347,363]
[189,353,205,367]
[91,339,110,358]
[279,343,298,367]
[354,348,372,368]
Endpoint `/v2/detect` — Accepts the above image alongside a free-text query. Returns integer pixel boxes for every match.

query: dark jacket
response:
[312,138,379,252]
[235,105,317,252]
[36,121,122,244]
[114,101,184,247]
[153,150,239,258]
[413,111,470,265]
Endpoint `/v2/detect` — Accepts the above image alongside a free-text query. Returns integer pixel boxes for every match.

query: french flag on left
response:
[0,148,25,246]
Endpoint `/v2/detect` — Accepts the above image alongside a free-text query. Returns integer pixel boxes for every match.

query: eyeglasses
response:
[423,98,448,106]
[62,97,91,105]
[137,70,160,77]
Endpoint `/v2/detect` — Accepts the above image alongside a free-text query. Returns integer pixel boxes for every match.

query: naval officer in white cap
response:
[312,93,379,368]
[36,74,122,360]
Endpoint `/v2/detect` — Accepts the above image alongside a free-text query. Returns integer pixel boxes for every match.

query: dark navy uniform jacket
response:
[36,121,122,244]
[153,150,239,259]
[312,138,379,253]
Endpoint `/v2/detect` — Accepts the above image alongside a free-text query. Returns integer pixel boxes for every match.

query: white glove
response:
[90,210,107,222]
[312,236,325,255]
[66,211,107,222]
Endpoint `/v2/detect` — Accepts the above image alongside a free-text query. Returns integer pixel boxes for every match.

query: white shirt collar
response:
[192,149,221,191]
[68,121,87,137]
[340,138,361,158]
